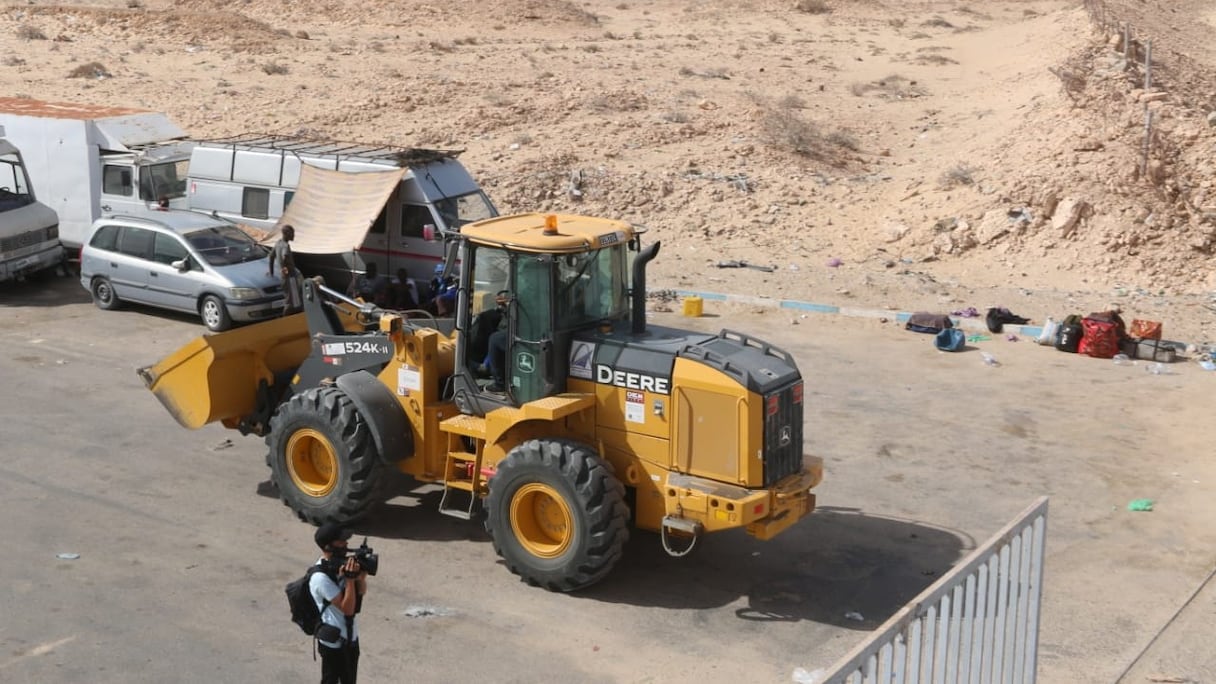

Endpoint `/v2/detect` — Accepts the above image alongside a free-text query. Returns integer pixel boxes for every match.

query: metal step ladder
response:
[437,449,482,520]
[437,415,489,520]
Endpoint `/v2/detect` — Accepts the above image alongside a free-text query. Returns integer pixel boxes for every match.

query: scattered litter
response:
[844,611,864,621]
[1112,353,1133,366]
[967,334,991,343]
[211,439,234,451]
[1199,360,1216,372]
[792,667,826,684]
[1146,363,1167,375]
[56,553,80,560]
[980,352,999,367]
[951,307,979,318]
[1127,499,1154,512]
[403,605,454,618]
[826,258,843,268]
[716,260,776,273]
[1145,675,1189,684]
[1005,334,1018,342]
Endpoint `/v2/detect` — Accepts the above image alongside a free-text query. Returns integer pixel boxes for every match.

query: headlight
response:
[228,287,260,300]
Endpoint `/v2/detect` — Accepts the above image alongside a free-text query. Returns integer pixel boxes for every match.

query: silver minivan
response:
[79,212,284,331]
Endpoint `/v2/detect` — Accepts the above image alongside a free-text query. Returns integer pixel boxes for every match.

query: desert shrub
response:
[825,130,860,151]
[794,0,831,14]
[759,107,826,158]
[17,25,47,41]
[68,61,111,78]
[778,94,807,109]
[261,61,289,75]
[917,54,958,66]
[940,163,976,187]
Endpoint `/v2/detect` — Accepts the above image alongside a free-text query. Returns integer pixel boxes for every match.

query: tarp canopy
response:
[260,163,406,254]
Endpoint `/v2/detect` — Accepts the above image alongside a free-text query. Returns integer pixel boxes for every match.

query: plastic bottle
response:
[1146,362,1165,375]
[1112,353,1133,366]
[980,351,999,367]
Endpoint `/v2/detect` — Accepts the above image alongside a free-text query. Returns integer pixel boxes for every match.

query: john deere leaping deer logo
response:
[516,352,536,374]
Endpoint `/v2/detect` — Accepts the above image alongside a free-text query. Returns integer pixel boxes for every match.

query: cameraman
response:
[310,524,368,684]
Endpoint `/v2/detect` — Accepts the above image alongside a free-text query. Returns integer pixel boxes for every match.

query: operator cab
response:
[448,213,639,416]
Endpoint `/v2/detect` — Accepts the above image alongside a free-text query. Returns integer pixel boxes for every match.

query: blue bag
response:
[934,327,966,352]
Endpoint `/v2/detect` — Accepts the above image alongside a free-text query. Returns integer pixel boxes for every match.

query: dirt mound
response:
[11,4,290,53]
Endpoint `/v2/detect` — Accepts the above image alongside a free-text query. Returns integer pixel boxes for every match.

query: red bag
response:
[1079,317,1119,358]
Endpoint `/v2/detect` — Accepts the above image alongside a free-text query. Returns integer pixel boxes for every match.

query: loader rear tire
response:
[485,439,629,592]
[266,386,384,524]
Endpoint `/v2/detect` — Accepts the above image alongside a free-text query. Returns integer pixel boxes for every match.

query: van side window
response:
[401,205,435,239]
[152,232,190,266]
[117,226,155,259]
[103,165,133,196]
[369,207,386,235]
[242,187,270,219]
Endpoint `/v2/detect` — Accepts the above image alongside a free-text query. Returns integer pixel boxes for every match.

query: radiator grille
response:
[763,381,803,487]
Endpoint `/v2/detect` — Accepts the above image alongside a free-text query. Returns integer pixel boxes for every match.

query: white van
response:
[186,135,497,290]
[0,127,62,282]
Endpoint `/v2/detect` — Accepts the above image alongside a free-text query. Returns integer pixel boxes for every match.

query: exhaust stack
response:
[631,241,660,335]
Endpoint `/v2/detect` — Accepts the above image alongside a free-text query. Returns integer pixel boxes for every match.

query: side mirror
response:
[171,259,189,272]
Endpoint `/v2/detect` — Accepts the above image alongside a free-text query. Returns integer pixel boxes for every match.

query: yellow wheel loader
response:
[140,213,823,591]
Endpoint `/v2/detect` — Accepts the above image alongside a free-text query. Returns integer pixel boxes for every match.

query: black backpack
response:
[285,566,327,636]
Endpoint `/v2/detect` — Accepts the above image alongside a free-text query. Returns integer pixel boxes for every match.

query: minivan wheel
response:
[91,277,121,311]
[200,295,232,332]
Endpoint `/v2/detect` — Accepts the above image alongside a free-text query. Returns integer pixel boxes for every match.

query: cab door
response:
[508,253,556,403]
[99,162,148,217]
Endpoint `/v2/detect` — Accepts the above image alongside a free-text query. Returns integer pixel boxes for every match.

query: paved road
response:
[1,276,1213,683]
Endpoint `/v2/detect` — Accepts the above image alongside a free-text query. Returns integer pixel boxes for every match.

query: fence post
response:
[1140,108,1154,180]
[1144,39,1153,91]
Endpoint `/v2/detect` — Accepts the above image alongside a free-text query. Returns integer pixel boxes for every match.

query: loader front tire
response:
[266,386,383,524]
[486,439,629,592]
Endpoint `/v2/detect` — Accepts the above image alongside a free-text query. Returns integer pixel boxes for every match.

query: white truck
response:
[0,98,194,251]
[0,124,63,282]
[186,135,498,291]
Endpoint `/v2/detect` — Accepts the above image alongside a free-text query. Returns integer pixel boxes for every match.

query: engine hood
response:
[570,324,801,396]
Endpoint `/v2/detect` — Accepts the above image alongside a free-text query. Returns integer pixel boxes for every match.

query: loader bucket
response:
[138,314,312,429]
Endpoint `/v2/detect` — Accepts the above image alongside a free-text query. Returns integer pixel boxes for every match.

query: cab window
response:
[102,165,133,196]
[401,205,435,239]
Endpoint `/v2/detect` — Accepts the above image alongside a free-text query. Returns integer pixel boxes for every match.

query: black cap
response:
[314,523,352,550]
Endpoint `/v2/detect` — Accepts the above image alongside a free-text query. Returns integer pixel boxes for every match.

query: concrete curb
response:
[669,288,1195,351]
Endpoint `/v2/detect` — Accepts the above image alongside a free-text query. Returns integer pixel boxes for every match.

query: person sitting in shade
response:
[347,262,391,306]
[392,268,420,311]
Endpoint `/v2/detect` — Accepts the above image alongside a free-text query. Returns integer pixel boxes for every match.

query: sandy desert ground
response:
[3,0,1216,346]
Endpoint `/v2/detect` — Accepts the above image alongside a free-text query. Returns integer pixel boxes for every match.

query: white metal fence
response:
[821,497,1049,684]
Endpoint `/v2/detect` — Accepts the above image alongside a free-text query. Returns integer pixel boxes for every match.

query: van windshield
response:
[0,152,36,212]
[185,225,268,266]
[434,192,495,229]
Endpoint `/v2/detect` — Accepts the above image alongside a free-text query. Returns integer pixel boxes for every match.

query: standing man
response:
[310,523,368,684]
[268,224,302,315]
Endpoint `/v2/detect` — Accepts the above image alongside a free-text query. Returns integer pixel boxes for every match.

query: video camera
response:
[323,537,380,577]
